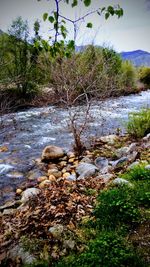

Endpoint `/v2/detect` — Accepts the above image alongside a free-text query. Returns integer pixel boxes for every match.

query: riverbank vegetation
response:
[0,16,148,115]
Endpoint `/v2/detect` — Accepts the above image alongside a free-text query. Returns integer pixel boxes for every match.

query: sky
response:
[0,0,150,52]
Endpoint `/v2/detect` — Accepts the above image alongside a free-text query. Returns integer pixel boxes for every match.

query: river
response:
[0,90,150,205]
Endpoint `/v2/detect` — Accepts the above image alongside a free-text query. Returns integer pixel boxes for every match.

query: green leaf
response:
[43,13,48,21]
[84,0,91,7]
[72,0,78,7]
[48,16,54,23]
[107,6,115,16]
[105,12,110,20]
[86,22,93,28]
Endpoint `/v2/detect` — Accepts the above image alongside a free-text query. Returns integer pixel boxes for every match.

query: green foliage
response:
[122,164,150,181]
[56,232,145,267]
[94,186,141,229]
[121,60,136,87]
[126,108,150,138]
[138,66,150,87]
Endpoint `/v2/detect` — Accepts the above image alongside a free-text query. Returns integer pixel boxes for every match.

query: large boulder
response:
[42,145,65,161]
[116,143,137,158]
[76,163,99,179]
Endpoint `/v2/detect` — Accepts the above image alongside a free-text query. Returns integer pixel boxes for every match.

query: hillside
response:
[120,50,150,67]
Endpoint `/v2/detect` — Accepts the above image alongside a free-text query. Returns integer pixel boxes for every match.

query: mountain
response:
[120,50,150,67]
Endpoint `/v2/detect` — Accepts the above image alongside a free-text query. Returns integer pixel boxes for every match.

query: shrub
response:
[94,186,141,229]
[138,67,150,87]
[121,60,136,87]
[126,108,150,138]
[56,231,146,267]
[122,164,150,181]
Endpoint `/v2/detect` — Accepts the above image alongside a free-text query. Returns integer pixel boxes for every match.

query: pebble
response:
[63,172,71,178]
[16,188,23,195]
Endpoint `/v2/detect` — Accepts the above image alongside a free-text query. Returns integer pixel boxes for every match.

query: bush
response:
[56,231,146,267]
[122,164,150,181]
[138,67,150,87]
[121,60,136,87]
[126,108,150,138]
[94,187,141,229]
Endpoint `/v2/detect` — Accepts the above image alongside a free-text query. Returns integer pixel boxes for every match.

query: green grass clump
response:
[126,108,150,138]
[122,164,150,181]
[94,186,141,229]
[56,231,145,267]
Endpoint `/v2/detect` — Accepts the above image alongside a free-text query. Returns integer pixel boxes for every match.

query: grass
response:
[126,108,150,138]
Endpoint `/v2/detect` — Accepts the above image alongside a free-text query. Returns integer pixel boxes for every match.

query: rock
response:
[39,180,51,188]
[42,146,65,161]
[16,188,23,195]
[37,176,47,182]
[100,135,118,145]
[3,208,16,215]
[49,224,64,239]
[0,201,17,212]
[8,244,36,264]
[63,239,75,250]
[59,161,67,167]
[49,175,57,182]
[113,178,133,187]
[48,169,62,178]
[127,151,138,162]
[76,163,99,179]
[67,174,77,181]
[145,165,150,170]
[143,133,150,142]
[63,172,71,179]
[68,158,75,163]
[21,188,40,203]
[110,157,128,168]
[96,173,113,183]
[80,157,92,164]
[116,143,137,158]
[67,152,75,158]
[94,157,109,174]
[127,161,139,170]
[0,164,14,174]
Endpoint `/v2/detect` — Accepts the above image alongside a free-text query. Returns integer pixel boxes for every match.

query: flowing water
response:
[0,90,150,205]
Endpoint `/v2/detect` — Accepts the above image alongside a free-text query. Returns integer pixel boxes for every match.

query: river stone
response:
[67,174,77,181]
[113,178,133,187]
[127,161,139,170]
[100,135,118,145]
[116,143,137,158]
[94,157,109,174]
[76,163,99,179]
[110,157,128,168]
[96,173,113,183]
[21,188,40,203]
[39,180,51,188]
[143,133,150,142]
[42,146,65,161]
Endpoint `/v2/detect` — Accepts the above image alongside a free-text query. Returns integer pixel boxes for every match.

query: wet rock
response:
[100,135,118,145]
[113,178,133,187]
[48,169,62,178]
[21,188,40,203]
[94,157,109,174]
[27,169,44,181]
[0,164,14,174]
[49,175,56,182]
[67,152,75,158]
[37,176,48,183]
[76,163,99,179]
[8,244,36,264]
[49,224,64,239]
[80,157,92,164]
[127,151,138,162]
[42,146,65,161]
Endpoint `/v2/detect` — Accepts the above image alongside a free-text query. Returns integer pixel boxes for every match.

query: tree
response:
[38,0,123,56]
